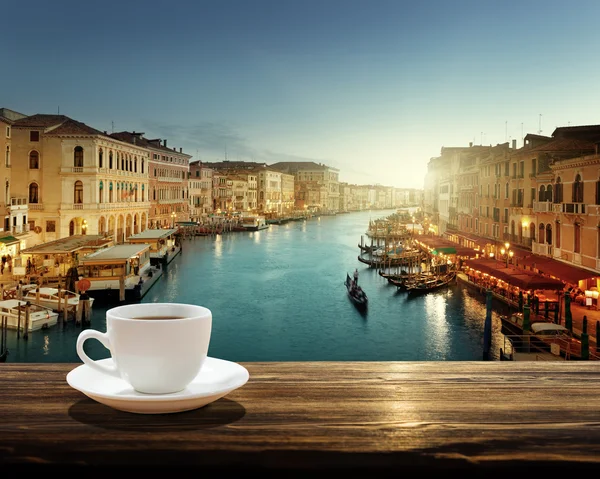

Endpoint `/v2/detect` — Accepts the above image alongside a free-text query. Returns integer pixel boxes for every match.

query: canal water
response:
[4,209,510,363]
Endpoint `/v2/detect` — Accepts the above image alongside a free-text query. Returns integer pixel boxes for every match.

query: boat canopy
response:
[531,323,569,333]
[432,247,456,255]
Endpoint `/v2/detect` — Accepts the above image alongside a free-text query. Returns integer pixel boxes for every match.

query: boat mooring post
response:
[23,302,30,340]
[482,289,492,360]
[581,316,589,360]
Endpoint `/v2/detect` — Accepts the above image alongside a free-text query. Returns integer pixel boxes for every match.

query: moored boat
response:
[0,299,59,332]
[405,272,456,294]
[18,285,94,312]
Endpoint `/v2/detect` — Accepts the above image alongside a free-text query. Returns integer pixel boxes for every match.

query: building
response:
[111,132,191,228]
[269,161,340,213]
[11,115,151,244]
[189,161,214,221]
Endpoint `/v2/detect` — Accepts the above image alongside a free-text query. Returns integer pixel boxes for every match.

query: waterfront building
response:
[212,171,233,213]
[0,109,29,241]
[10,115,151,244]
[270,161,340,213]
[111,132,191,228]
[188,161,214,221]
[280,171,295,215]
[428,124,600,293]
[257,168,283,215]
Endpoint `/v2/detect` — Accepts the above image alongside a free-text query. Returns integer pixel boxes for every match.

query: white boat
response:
[240,215,269,231]
[0,299,59,332]
[19,285,94,312]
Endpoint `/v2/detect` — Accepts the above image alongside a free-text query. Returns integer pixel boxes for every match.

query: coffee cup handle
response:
[76,330,120,378]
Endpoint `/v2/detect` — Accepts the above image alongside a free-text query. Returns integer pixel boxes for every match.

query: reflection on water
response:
[5,209,508,363]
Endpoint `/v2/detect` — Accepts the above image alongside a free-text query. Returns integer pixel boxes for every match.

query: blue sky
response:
[3,0,600,188]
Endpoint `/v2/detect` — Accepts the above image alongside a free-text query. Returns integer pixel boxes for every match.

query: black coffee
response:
[132,316,186,320]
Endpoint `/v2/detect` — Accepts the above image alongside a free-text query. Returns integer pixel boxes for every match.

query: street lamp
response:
[500,242,513,268]
[171,212,176,228]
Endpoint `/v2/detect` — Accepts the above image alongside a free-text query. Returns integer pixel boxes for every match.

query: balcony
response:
[12,224,30,234]
[28,203,43,211]
[9,197,28,212]
[553,203,586,214]
[533,201,552,213]
[532,241,552,257]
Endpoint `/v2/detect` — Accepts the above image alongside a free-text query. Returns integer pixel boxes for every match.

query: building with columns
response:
[111,132,191,228]
[10,115,151,245]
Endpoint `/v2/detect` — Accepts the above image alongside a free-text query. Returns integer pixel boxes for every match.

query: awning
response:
[464,258,565,290]
[0,235,19,245]
[517,254,597,284]
[432,247,456,255]
[417,235,479,258]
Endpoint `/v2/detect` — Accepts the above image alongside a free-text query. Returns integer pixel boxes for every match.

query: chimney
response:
[469,142,473,147]
[179,147,182,153]
[163,139,167,147]
[512,139,517,149]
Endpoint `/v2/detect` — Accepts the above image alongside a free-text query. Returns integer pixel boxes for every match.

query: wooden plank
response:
[1,362,600,474]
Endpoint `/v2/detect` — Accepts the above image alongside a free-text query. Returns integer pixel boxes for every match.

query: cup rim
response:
[106,303,211,322]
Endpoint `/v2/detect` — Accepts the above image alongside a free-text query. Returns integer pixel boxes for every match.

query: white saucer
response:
[66,357,249,414]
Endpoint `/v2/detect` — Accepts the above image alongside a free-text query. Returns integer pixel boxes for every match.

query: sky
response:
[3,0,600,188]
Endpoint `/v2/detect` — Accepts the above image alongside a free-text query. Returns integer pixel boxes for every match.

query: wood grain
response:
[2,361,600,475]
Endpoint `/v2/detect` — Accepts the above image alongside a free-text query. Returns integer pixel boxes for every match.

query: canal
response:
[4,209,510,363]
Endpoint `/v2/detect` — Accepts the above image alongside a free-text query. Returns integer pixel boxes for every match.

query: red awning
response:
[464,258,565,290]
[517,254,597,285]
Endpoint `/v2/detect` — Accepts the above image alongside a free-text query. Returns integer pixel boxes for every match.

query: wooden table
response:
[2,362,600,477]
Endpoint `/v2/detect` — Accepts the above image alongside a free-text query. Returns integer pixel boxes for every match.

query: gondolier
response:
[353,268,359,285]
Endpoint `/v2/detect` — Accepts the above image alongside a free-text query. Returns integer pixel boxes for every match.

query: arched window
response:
[545,183,553,202]
[74,180,83,204]
[29,150,39,169]
[116,152,120,170]
[539,223,545,244]
[546,223,553,245]
[99,180,104,203]
[556,220,561,249]
[5,146,10,167]
[109,182,114,203]
[29,183,39,204]
[74,146,84,167]
[99,148,103,168]
[109,151,113,169]
[538,185,546,202]
[555,177,563,203]
[530,222,536,242]
[141,159,144,174]
[573,174,584,203]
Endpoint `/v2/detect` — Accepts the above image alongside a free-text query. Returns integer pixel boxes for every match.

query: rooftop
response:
[21,235,112,254]
[127,228,178,241]
[79,244,150,263]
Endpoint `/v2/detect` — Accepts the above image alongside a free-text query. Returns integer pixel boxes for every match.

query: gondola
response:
[405,271,456,295]
[345,273,368,309]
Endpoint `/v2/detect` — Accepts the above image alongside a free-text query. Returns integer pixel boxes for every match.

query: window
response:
[74,180,83,204]
[539,224,545,244]
[74,146,83,167]
[99,180,103,203]
[99,149,103,168]
[5,126,9,138]
[530,222,536,242]
[505,182,509,199]
[109,151,113,169]
[545,183,553,202]
[30,131,39,142]
[554,178,563,203]
[574,223,580,254]
[29,183,39,203]
[46,221,56,233]
[556,221,561,249]
[29,150,39,169]
[5,146,9,167]
[572,174,584,203]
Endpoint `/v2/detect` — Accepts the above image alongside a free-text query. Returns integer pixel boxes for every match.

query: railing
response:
[12,224,30,234]
[533,201,553,213]
[532,242,553,256]
[28,203,43,210]
[554,203,586,214]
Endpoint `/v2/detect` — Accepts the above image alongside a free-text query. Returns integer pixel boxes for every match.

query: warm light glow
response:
[501,248,505,255]
[509,251,514,258]
[504,242,510,249]
[489,252,495,258]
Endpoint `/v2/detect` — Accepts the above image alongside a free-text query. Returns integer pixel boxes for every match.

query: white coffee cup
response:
[76,303,212,394]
